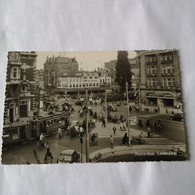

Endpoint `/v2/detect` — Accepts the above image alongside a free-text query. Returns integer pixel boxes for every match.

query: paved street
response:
[2,97,187,164]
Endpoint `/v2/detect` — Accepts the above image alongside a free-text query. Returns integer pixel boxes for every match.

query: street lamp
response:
[80,136,83,163]
[85,88,89,162]
[126,82,131,146]
[104,70,107,124]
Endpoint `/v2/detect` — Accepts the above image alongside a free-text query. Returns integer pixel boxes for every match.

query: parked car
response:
[170,113,183,121]
[108,104,117,112]
[75,101,83,106]
[57,149,80,163]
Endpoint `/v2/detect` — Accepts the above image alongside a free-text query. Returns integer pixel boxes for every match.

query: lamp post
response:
[80,136,83,163]
[104,70,107,124]
[126,82,131,146]
[85,88,89,162]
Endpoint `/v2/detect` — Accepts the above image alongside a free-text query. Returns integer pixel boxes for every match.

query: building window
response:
[148,67,151,75]
[152,66,155,74]
[148,79,151,87]
[163,79,166,87]
[168,78,171,86]
[172,78,175,86]
[13,68,17,78]
[172,65,174,74]
[21,86,26,91]
[152,79,156,87]
[162,66,166,74]
[167,65,171,74]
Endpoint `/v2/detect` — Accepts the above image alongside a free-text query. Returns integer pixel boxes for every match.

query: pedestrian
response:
[129,106,132,112]
[123,121,126,131]
[146,120,150,128]
[102,118,106,128]
[113,126,116,135]
[120,122,123,130]
[147,126,151,138]
[79,126,84,136]
[122,133,128,145]
[110,135,114,149]
[120,114,123,122]
[57,127,63,138]
[44,143,53,163]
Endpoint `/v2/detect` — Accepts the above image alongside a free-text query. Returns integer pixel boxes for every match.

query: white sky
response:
[36,51,137,71]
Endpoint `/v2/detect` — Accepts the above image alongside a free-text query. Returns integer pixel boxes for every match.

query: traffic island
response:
[89,145,187,163]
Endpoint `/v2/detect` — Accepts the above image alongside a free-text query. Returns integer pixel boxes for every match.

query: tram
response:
[2,113,68,148]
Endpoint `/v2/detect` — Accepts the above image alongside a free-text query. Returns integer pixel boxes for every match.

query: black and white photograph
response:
[1,50,187,164]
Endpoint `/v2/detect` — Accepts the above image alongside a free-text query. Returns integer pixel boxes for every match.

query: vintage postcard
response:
[1,50,188,164]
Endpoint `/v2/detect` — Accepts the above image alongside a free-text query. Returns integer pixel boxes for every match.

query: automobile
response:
[170,113,184,121]
[57,149,81,163]
[68,120,80,129]
[75,100,83,106]
[108,104,117,112]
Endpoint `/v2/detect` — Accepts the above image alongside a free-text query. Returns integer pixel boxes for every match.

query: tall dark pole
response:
[105,72,107,124]
[37,87,40,115]
[126,82,131,146]
[80,136,83,163]
[85,88,89,162]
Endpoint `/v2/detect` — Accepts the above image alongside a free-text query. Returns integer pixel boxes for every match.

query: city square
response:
[2,50,187,164]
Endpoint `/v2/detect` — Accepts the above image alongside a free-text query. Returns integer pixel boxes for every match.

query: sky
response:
[36,51,137,71]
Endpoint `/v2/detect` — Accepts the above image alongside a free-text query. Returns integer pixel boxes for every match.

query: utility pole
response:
[80,136,83,163]
[126,82,131,146]
[104,71,107,124]
[85,88,89,162]
[37,87,40,116]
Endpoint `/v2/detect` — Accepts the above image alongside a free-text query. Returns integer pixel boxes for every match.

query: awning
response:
[145,96,174,99]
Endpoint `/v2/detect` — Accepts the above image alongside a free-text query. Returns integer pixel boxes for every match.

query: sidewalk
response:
[91,121,161,138]
[89,144,187,162]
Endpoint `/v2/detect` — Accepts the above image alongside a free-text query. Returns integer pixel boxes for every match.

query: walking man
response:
[123,120,126,131]
[110,135,114,149]
[102,118,106,128]
[113,126,117,135]
[44,143,53,163]
[147,126,151,138]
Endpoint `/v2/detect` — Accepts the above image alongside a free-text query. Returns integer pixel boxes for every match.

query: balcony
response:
[146,61,157,65]
[161,59,174,64]
[147,73,158,77]
[7,79,21,85]
[161,73,174,77]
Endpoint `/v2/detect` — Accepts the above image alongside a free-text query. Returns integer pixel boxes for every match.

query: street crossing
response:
[91,121,185,147]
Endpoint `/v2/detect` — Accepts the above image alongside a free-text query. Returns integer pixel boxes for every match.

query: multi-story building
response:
[137,49,182,113]
[57,70,112,95]
[35,69,44,89]
[4,52,37,124]
[104,60,118,91]
[44,56,78,95]
[105,58,140,91]
[129,57,140,90]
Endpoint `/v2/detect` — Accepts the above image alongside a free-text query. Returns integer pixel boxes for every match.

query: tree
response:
[115,51,132,92]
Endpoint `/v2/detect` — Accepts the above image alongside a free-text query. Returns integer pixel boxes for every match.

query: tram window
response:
[12,129,19,135]
[3,130,11,136]
[47,121,50,127]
